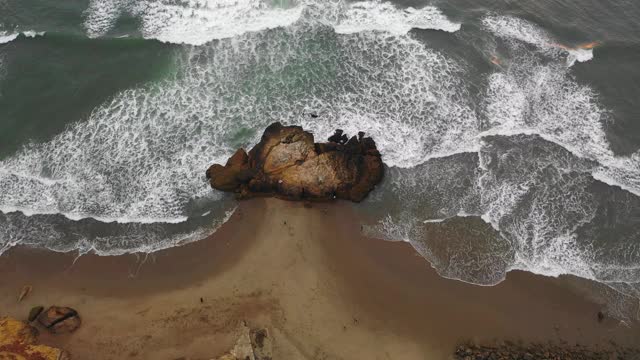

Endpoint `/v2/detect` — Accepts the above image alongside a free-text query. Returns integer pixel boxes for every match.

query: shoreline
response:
[1,198,639,359]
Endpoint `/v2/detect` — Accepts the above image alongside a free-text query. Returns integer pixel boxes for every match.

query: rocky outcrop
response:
[0,317,70,360]
[206,123,384,202]
[37,307,81,334]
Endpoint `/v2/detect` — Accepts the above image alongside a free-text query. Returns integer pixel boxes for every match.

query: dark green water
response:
[1,0,639,320]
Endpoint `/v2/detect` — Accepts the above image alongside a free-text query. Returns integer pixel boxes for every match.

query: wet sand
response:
[0,198,638,359]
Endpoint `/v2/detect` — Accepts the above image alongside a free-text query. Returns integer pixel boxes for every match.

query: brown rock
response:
[28,306,44,323]
[0,316,71,360]
[37,306,81,334]
[206,148,252,192]
[206,122,384,202]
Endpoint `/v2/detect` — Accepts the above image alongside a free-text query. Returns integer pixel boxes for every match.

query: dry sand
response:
[0,198,638,359]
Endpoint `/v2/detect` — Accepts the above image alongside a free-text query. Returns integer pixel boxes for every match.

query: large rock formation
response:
[0,317,70,360]
[206,123,384,202]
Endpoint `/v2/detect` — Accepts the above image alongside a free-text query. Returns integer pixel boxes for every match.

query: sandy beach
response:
[1,198,639,359]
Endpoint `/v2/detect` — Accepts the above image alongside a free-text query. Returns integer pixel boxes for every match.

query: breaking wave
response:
[332,1,461,34]
[0,1,472,255]
[0,30,45,44]
[83,0,461,44]
[482,15,594,67]
[1,10,473,227]
[362,15,640,319]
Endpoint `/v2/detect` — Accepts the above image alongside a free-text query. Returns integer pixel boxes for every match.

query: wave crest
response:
[83,0,462,44]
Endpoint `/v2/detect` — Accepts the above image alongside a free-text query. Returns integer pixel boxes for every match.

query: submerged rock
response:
[0,316,71,360]
[37,306,81,334]
[206,122,384,202]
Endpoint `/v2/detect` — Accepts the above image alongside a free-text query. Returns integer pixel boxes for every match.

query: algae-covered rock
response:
[0,316,71,360]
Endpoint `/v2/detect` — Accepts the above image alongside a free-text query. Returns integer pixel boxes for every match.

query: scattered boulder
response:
[206,122,384,202]
[0,316,71,360]
[37,306,81,334]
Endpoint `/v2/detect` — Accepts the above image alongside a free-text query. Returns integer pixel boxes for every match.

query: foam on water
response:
[0,205,236,256]
[482,15,594,67]
[359,15,640,318]
[0,30,45,44]
[83,0,462,44]
[84,0,129,38]
[333,1,461,35]
[480,15,640,197]
[0,31,18,44]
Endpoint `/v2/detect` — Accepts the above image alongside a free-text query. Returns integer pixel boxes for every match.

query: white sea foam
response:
[84,0,306,42]
[83,0,461,44]
[479,17,640,197]
[69,206,237,256]
[482,15,594,67]
[84,0,128,38]
[0,30,45,44]
[333,1,461,35]
[0,32,18,44]
[358,15,640,314]
[0,206,236,256]
[423,212,482,224]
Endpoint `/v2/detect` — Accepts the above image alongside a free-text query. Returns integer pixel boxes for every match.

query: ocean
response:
[1,0,639,319]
